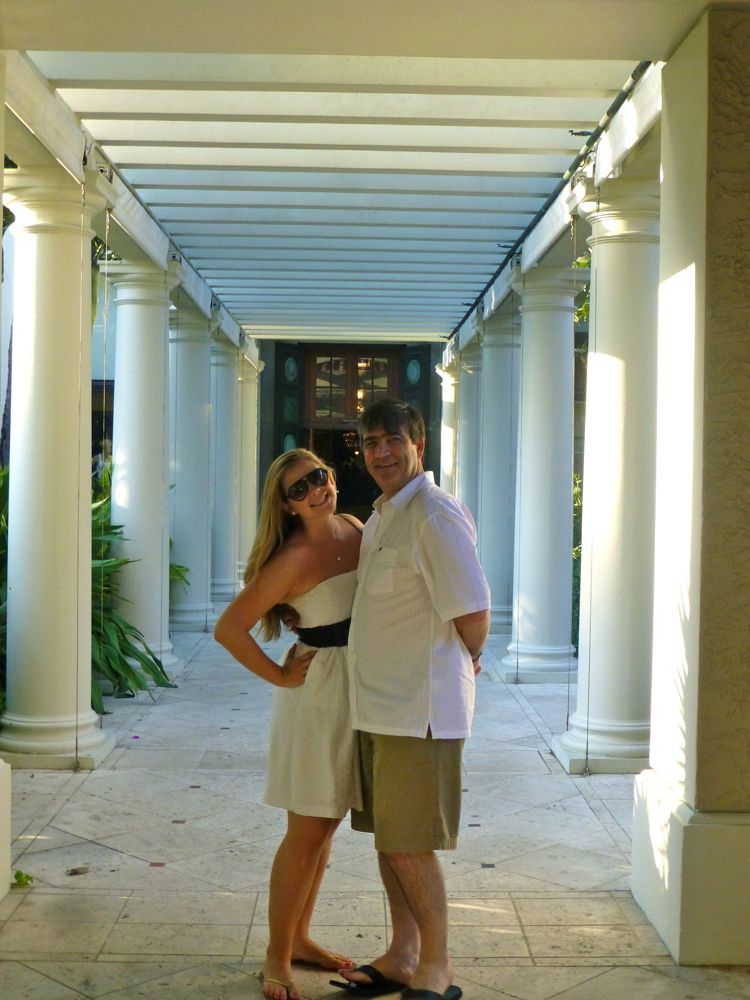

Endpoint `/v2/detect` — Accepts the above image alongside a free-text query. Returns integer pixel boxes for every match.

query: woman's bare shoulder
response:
[338,512,365,532]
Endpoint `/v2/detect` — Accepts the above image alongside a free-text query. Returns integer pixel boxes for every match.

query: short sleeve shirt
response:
[348,472,491,739]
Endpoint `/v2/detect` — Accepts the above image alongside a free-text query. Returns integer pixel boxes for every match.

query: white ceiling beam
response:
[594,62,662,185]
[4,51,86,182]
[60,88,616,124]
[84,119,582,152]
[103,144,571,174]
[124,169,557,195]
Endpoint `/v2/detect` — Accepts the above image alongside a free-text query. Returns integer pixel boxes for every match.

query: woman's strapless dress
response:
[264,570,362,818]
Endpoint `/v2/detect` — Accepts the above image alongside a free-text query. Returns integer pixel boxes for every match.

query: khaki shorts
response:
[351,730,464,852]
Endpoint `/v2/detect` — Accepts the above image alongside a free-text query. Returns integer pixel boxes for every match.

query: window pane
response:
[316,356,332,416]
[331,388,346,419]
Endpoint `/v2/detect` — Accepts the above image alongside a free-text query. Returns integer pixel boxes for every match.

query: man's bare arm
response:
[453,608,490,664]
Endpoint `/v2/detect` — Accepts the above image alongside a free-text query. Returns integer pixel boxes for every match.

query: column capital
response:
[435,359,460,385]
[518,265,586,315]
[460,339,483,373]
[4,166,115,234]
[108,259,177,308]
[572,177,660,245]
[240,358,265,383]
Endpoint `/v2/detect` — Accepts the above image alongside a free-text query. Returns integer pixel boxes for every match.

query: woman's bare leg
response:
[291,819,353,969]
[263,812,338,1000]
[264,814,352,992]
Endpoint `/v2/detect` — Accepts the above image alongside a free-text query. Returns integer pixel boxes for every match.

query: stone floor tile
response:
[94,962,258,999]
[0,918,113,956]
[167,840,284,891]
[445,867,576,892]
[22,961,200,999]
[245,923,389,960]
[524,923,670,959]
[549,965,734,999]
[657,965,750,999]
[453,965,607,1000]
[463,749,554,774]
[0,961,87,999]
[497,844,630,891]
[254,890,386,926]
[449,924,530,958]
[11,890,128,923]
[515,895,633,926]
[119,891,258,925]
[446,896,519,926]
[113,748,208,770]
[102,921,248,957]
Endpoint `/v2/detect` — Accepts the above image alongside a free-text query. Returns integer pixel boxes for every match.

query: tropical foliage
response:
[0,466,175,719]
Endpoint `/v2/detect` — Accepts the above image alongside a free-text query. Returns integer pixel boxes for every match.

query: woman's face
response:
[281,458,337,519]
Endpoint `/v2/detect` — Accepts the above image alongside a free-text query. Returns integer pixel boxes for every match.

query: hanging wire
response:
[565,211,578,733]
[96,207,112,729]
[204,313,213,631]
[73,179,90,771]
[512,269,524,684]
[165,289,178,658]
[232,339,243,599]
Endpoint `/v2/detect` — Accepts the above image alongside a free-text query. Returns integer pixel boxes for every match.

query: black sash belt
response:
[296,618,351,648]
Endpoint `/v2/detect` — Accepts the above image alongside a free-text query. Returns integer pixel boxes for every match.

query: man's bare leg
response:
[336,851,419,987]
[383,851,452,995]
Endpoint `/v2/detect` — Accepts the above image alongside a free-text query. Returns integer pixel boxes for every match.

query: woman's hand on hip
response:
[280,644,315,687]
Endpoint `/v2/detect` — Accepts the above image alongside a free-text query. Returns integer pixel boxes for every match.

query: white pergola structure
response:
[0,0,749,964]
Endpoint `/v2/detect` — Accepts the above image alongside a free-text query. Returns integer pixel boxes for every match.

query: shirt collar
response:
[373,471,434,513]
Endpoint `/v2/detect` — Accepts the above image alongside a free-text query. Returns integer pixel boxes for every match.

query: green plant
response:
[0,466,175,719]
[91,496,176,715]
[13,870,33,887]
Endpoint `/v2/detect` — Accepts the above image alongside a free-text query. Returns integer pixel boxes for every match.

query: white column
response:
[169,304,215,630]
[455,339,482,523]
[435,357,459,495]
[500,267,579,682]
[237,357,264,580]
[109,261,179,672]
[211,334,241,603]
[553,181,659,773]
[0,53,12,897]
[632,9,750,964]
[0,167,115,767]
[478,304,520,634]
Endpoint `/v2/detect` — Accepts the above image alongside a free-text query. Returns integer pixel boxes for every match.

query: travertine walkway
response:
[2,632,749,999]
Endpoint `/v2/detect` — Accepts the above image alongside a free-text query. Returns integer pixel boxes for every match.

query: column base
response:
[0,737,116,771]
[149,641,183,679]
[211,577,241,602]
[490,604,512,633]
[169,604,218,632]
[632,769,750,964]
[499,641,577,683]
[550,736,649,775]
[0,760,10,902]
[551,714,650,774]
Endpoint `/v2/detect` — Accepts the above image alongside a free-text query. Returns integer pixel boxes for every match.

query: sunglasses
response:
[285,466,329,502]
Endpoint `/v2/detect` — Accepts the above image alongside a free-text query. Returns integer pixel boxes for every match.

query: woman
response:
[215,449,363,1000]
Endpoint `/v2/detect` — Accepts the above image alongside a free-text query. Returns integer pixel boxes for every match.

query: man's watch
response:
[471,650,483,662]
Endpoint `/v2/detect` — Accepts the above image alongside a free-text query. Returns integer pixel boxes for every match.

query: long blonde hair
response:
[244,448,336,640]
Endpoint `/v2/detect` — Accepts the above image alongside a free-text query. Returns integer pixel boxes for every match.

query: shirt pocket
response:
[363,546,397,595]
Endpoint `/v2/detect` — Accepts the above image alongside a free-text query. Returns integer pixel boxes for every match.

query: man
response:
[334,399,490,1000]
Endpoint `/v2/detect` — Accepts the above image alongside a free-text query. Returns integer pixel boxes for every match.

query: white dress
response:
[264,570,363,818]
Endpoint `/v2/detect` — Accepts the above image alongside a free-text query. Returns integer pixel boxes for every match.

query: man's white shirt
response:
[348,472,491,739]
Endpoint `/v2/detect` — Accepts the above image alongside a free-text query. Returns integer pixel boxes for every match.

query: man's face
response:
[361,423,425,500]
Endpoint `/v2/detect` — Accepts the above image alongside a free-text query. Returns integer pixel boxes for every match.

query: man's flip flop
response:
[330,963,407,996]
[401,988,463,1000]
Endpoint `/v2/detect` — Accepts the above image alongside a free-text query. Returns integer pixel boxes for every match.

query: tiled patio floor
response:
[2,632,749,999]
